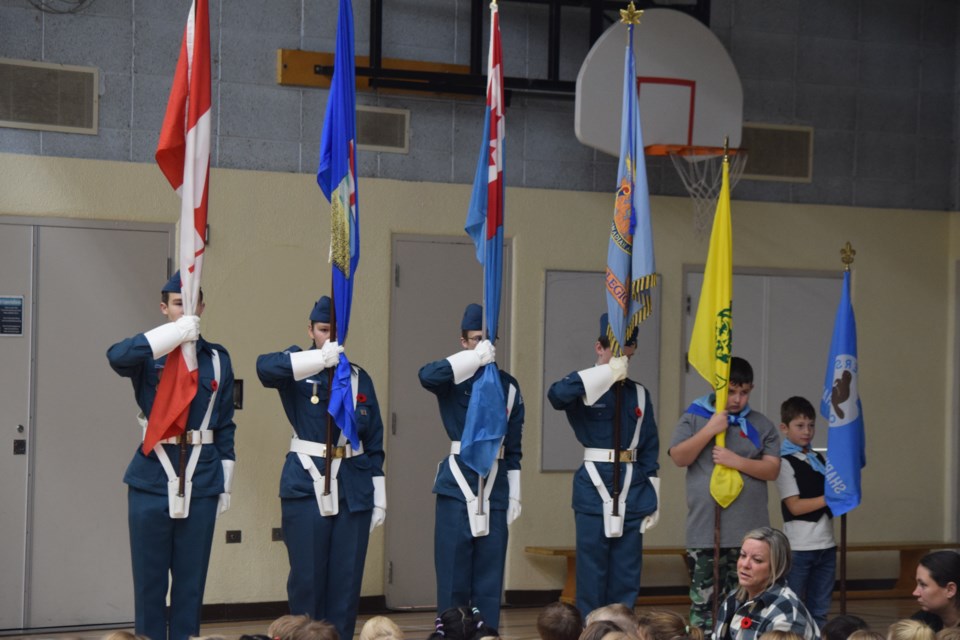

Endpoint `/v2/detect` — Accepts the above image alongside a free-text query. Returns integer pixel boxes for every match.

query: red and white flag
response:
[144,0,212,454]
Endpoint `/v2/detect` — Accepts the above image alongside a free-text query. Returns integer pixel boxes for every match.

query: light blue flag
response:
[605,22,656,356]
[461,2,507,477]
[317,0,359,448]
[820,270,865,517]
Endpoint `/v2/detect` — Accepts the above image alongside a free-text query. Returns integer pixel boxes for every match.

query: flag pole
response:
[838,241,855,614]
[324,282,338,496]
[711,138,732,627]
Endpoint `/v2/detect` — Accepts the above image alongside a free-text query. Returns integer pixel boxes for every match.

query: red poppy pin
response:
[211,380,218,391]
[740,617,753,629]
[356,392,367,403]
[635,407,643,418]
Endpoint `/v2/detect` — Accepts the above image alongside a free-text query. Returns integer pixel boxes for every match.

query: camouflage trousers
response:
[685,547,740,636]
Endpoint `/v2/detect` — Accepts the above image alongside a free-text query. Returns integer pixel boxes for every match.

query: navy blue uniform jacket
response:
[107,334,236,497]
[256,345,384,513]
[419,359,523,509]
[548,372,658,516]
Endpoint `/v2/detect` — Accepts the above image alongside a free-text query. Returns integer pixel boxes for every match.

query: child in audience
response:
[637,609,704,640]
[538,602,584,640]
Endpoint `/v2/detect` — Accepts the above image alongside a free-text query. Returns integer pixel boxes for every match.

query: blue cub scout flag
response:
[820,270,865,517]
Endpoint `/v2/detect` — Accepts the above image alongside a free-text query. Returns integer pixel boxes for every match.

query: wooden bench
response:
[525,542,960,605]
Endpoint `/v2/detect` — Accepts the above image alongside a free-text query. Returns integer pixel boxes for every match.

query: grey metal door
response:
[385,235,511,609]
[0,218,171,631]
[0,223,34,630]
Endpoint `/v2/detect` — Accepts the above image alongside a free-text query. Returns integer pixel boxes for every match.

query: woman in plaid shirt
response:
[715,528,821,640]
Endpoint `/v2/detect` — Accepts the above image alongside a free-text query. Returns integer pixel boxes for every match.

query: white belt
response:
[584,447,637,463]
[290,438,364,458]
[146,429,215,446]
[450,440,504,459]
[141,348,221,520]
[583,381,646,538]
[296,366,361,517]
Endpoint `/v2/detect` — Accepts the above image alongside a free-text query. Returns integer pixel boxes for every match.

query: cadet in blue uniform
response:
[547,314,659,619]
[106,271,236,640]
[256,296,386,640]
[418,303,524,631]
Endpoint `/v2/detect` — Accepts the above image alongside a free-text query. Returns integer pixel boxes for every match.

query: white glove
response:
[289,342,343,381]
[144,315,200,358]
[320,340,343,368]
[475,339,496,366]
[639,476,661,534]
[370,476,387,533]
[577,359,626,407]
[609,355,628,382]
[506,469,521,525]
[217,460,235,518]
[447,349,483,384]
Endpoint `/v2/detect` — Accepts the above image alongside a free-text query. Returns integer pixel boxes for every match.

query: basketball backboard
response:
[575,8,743,157]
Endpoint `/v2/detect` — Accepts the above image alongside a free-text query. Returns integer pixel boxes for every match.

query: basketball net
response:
[667,147,747,238]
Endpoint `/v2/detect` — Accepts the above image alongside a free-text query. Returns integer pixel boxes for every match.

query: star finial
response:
[620,1,643,25]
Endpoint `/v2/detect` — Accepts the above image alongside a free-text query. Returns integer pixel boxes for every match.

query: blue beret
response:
[461,303,483,331]
[600,313,638,346]
[310,296,331,323]
[162,270,182,293]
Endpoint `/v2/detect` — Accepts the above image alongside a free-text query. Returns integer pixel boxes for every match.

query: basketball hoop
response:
[649,144,748,238]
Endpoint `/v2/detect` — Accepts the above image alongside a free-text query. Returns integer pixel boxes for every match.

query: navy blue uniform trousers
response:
[128,488,218,640]
[282,496,372,640]
[574,511,644,617]
[434,495,508,630]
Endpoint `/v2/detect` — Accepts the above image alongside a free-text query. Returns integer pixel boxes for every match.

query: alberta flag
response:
[821,270,866,517]
[145,0,211,454]
[317,0,360,449]
[461,1,507,477]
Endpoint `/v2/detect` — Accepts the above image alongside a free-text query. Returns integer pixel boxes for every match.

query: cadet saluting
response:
[106,271,237,640]
[547,313,659,619]
[256,296,386,640]
[418,303,523,631]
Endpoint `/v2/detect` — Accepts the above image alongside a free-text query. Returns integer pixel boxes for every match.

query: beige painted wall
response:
[0,152,955,603]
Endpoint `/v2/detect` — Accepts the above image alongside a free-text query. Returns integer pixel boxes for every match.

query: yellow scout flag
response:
[687,157,739,507]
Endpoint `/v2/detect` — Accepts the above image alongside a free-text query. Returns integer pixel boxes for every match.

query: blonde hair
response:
[888,620,936,640]
[759,632,804,640]
[293,620,340,640]
[936,628,960,640]
[268,614,312,640]
[102,633,150,640]
[585,604,638,634]
[360,616,404,640]
[737,528,792,600]
[636,610,703,640]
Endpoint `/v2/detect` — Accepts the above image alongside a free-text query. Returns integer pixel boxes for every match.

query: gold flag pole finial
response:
[620,1,642,25]
[840,241,856,271]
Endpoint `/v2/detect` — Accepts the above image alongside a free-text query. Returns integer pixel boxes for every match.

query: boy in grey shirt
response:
[668,357,780,635]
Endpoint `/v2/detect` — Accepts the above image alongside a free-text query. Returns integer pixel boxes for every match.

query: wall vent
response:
[357,106,408,153]
[740,123,813,182]
[0,58,99,135]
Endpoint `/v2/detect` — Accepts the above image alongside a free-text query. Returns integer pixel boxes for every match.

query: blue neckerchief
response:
[780,440,827,475]
[686,394,763,449]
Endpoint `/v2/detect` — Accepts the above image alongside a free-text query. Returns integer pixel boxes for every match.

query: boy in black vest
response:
[776,396,835,628]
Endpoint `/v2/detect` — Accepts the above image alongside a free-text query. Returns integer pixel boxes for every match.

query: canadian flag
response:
[144,0,211,454]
